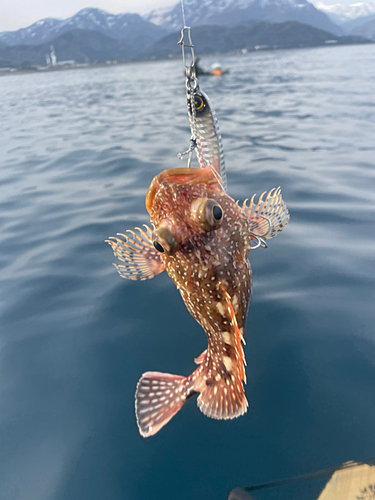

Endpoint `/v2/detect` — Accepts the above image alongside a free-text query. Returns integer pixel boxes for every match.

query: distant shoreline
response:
[1,39,373,78]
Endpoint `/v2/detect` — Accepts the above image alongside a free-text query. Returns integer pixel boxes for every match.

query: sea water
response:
[0,44,375,500]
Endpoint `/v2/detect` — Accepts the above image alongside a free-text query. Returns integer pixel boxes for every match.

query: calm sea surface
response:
[1,44,375,500]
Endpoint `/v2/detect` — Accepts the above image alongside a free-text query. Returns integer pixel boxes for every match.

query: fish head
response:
[146,166,226,253]
[145,166,251,297]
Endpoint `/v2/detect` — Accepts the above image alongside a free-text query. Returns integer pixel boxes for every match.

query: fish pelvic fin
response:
[135,371,189,437]
[106,225,165,281]
[194,349,207,365]
[243,187,290,240]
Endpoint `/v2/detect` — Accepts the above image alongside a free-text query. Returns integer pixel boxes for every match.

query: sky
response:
[0,0,368,33]
[0,0,176,32]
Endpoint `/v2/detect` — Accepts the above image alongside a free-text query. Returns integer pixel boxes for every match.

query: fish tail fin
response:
[135,371,189,437]
[197,376,248,420]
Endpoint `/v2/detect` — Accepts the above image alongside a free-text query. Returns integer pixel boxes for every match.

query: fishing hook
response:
[249,234,267,250]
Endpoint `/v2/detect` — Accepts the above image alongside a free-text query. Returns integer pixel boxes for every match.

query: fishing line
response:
[180,0,187,28]
[177,0,226,192]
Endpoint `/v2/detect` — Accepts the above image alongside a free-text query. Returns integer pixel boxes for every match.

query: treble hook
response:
[177,138,197,160]
[250,234,267,250]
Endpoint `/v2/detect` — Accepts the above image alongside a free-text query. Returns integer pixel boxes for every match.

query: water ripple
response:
[0,44,375,500]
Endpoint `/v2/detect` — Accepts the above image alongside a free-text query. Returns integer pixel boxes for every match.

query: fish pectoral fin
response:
[135,371,188,437]
[106,225,165,281]
[243,187,290,240]
[194,350,207,365]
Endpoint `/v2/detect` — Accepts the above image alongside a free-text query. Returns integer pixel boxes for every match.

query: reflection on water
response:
[0,44,375,500]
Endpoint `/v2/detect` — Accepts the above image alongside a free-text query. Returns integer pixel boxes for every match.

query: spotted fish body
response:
[107,166,289,437]
[147,167,251,419]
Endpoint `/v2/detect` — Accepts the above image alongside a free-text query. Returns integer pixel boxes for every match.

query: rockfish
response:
[107,166,289,437]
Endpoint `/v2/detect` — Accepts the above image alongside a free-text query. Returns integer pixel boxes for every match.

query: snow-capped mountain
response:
[314,1,375,33]
[314,1,375,23]
[0,18,62,46]
[146,0,342,35]
[0,8,167,50]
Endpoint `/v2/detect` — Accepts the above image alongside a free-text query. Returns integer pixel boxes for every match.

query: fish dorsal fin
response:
[196,288,248,420]
[243,187,290,240]
[106,225,165,281]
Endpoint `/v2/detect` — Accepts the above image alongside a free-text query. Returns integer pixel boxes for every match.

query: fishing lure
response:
[188,89,227,192]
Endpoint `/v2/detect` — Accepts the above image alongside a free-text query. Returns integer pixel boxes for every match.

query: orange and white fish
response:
[107,166,289,437]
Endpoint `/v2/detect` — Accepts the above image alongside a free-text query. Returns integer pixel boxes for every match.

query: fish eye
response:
[192,198,224,231]
[153,240,165,253]
[152,226,179,255]
[212,205,223,222]
[194,96,204,110]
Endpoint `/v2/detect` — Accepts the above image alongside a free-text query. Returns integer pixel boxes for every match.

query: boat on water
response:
[195,58,229,77]
[229,459,375,500]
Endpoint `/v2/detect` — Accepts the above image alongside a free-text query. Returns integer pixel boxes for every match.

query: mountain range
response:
[146,0,342,34]
[315,1,375,23]
[350,17,375,37]
[314,1,375,35]
[141,21,367,59]
[0,1,373,69]
[0,9,167,52]
[0,30,136,68]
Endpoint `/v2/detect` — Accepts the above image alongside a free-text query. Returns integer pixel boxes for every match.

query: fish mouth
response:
[145,166,219,214]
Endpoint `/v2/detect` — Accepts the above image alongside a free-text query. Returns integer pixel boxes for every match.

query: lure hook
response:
[249,235,267,250]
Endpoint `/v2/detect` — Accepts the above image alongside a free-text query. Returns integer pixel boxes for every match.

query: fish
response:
[106,166,289,437]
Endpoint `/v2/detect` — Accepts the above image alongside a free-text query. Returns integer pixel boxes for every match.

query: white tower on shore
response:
[50,45,57,66]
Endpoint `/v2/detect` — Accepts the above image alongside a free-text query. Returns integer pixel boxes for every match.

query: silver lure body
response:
[188,89,227,192]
